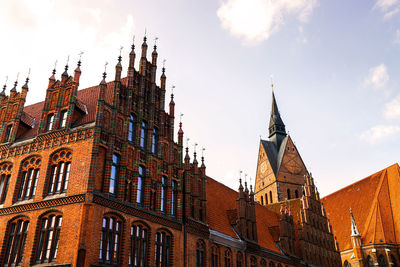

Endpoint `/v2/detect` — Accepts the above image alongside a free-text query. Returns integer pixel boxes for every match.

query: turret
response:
[178,121,184,147]
[128,37,136,76]
[139,36,148,75]
[115,52,122,82]
[48,67,56,89]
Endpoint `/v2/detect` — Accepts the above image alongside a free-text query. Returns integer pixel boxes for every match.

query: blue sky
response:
[0,0,399,196]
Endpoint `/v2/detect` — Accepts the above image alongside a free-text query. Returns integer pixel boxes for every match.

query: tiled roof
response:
[322,163,400,251]
[206,177,282,253]
[18,77,129,140]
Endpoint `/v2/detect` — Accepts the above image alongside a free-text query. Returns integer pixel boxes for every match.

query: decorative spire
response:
[10,73,19,92]
[201,147,205,166]
[184,137,190,163]
[130,35,135,54]
[350,208,361,237]
[193,142,198,164]
[22,69,30,90]
[162,59,166,76]
[1,76,8,96]
[268,83,287,149]
[153,37,158,52]
[178,113,184,137]
[100,62,108,85]
[244,174,249,194]
[62,56,69,77]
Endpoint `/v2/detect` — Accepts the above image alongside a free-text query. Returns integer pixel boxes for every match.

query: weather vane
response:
[194,143,198,153]
[119,46,124,56]
[54,60,58,70]
[154,37,158,46]
[78,51,84,61]
[104,62,108,73]
[201,147,205,157]
[66,55,70,66]
[186,137,190,148]
[27,68,31,79]
[4,76,8,86]
[239,170,243,179]
[163,59,166,68]
[179,113,184,123]
[171,85,175,95]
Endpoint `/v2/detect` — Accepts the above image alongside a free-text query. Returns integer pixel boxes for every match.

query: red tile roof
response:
[322,163,400,251]
[206,177,282,253]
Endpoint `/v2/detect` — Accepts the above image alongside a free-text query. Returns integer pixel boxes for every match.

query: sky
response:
[0,0,399,197]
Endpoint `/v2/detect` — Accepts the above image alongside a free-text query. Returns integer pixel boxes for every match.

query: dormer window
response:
[45,113,54,132]
[4,125,12,142]
[59,110,67,128]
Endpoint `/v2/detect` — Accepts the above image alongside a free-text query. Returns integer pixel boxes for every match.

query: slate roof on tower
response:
[322,163,400,251]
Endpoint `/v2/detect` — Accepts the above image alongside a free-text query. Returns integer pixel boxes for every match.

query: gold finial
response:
[270,74,274,90]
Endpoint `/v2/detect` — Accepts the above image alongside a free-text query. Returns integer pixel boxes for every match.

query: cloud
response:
[374,0,400,19]
[395,29,400,43]
[217,0,317,44]
[384,95,400,119]
[364,64,389,89]
[360,125,400,144]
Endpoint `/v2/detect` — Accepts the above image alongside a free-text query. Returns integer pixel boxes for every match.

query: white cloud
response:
[0,0,136,105]
[217,0,317,44]
[395,29,400,43]
[384,95,400,119]
[360,125,400,144]
[364,64,389,89]
[374,0,400,19]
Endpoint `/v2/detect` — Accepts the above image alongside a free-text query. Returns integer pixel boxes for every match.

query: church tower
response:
[255,90,308,204]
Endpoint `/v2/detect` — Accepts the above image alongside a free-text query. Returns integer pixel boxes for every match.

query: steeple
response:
[268,91,287,149]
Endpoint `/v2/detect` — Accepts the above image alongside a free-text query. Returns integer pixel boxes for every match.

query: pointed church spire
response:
[350,208,360,237]
[268,89,287,149]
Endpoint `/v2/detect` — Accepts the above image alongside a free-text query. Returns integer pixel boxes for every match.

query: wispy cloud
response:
[217,0,317,44]
[384,94,400,119]
[364,64,389,89]
[360,124,400,144]
[374,0,400,19]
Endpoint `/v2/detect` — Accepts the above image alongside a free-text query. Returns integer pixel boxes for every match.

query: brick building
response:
[322,163,400,267]
[0,36,340,266]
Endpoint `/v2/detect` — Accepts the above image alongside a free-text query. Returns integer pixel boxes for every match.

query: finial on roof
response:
[101,62,108,84]
[154,37,158,50]
[270,74,274,91]
[62,56,69,76]
[201,147,205,166]
[180,113,184,123]
[118,46,123,62]
[78,51,84,67]
[193,142,198,160]
[143,28,147,42]
[239,170,244,190]
[1,76,8,96]
[22,68,30,89]
[10,73,19,92]
[131,35,135,52]
[171,85,175,97]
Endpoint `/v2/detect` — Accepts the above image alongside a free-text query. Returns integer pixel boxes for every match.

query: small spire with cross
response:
[53,60,58,75]
[62,56,69,76]
[118,46,123,62]
[78,51,84,66]
[1,76,8,96]
[11,73,19,92]
[22,68,30,90]
[154,37,158,49]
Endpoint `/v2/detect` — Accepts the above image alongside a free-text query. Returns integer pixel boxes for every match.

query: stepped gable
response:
[206,176,282,253]
[322,163,400,251]
[18,77,128,140]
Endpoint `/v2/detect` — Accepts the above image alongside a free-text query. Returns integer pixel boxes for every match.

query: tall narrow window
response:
[155,231,172,267]
[196,240,205,267]
[236,252,243,267]
[224,249,232,267]
[35,213,62,263]
[129,224,148,267]
[260,260,267,267]
[0,162,12,204]
[269,191,273,204]
[260,196,264,205]
[171,180,178,218]
[295,190,299,198]
[140,121,147,150]
[109,154,120,196]
[136,166,145,206]
[287,189,291,200]
[59,110,67,128]
[99,215,122,265]
[152,128,158,155]
[4,124,12,142]
[4,217,29,266]
[47,150,72,195]
[46,113,54,132]
[265,193,268,204]
[17,156,41,201]
[128,114,136,143]
[211,246,218,267]
[160,176,167,214]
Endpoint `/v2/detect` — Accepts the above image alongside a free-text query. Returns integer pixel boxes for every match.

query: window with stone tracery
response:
[129,222,148,267]
[99,215,123,265]
[35,213,62,264]
[0,162,12,204]
[3,216,29,266]
[47,150,72,196]
[16,156,41,201]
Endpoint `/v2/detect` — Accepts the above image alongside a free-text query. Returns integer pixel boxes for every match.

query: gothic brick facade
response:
[0,36,341,267]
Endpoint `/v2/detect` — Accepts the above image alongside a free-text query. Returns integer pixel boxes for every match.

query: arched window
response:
[287,189,291,200]
[47,150,72,195]
[265,193,268,204]
[16,156,41,201]
[378,255,387,267]
[140,121,147,150]
[45,113,54,132]
[137,166,145,206]
[344,260,351,267]
[196,240,205,267]
[4,124,12,142]
[250,256,257,267]
[260,259,267,267]
[224,249,232,267]
[35,213,62,263]
[129,223,148,267]
[391,255,397,267]
[236,252,243,267]
[367,256,374,267]
[269,261,275,267]
[59,110,67,128]
[211,245,218,267]
[160,176,167,214]
[152,128,158,155]
[269,191,273,203]
[0,162,12,204]
[155,230,172,267]
[295,190,299,198]
[99,215,123,265]
[260,195,264,205]
[128,114,136,143]
[3,217,29,266]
